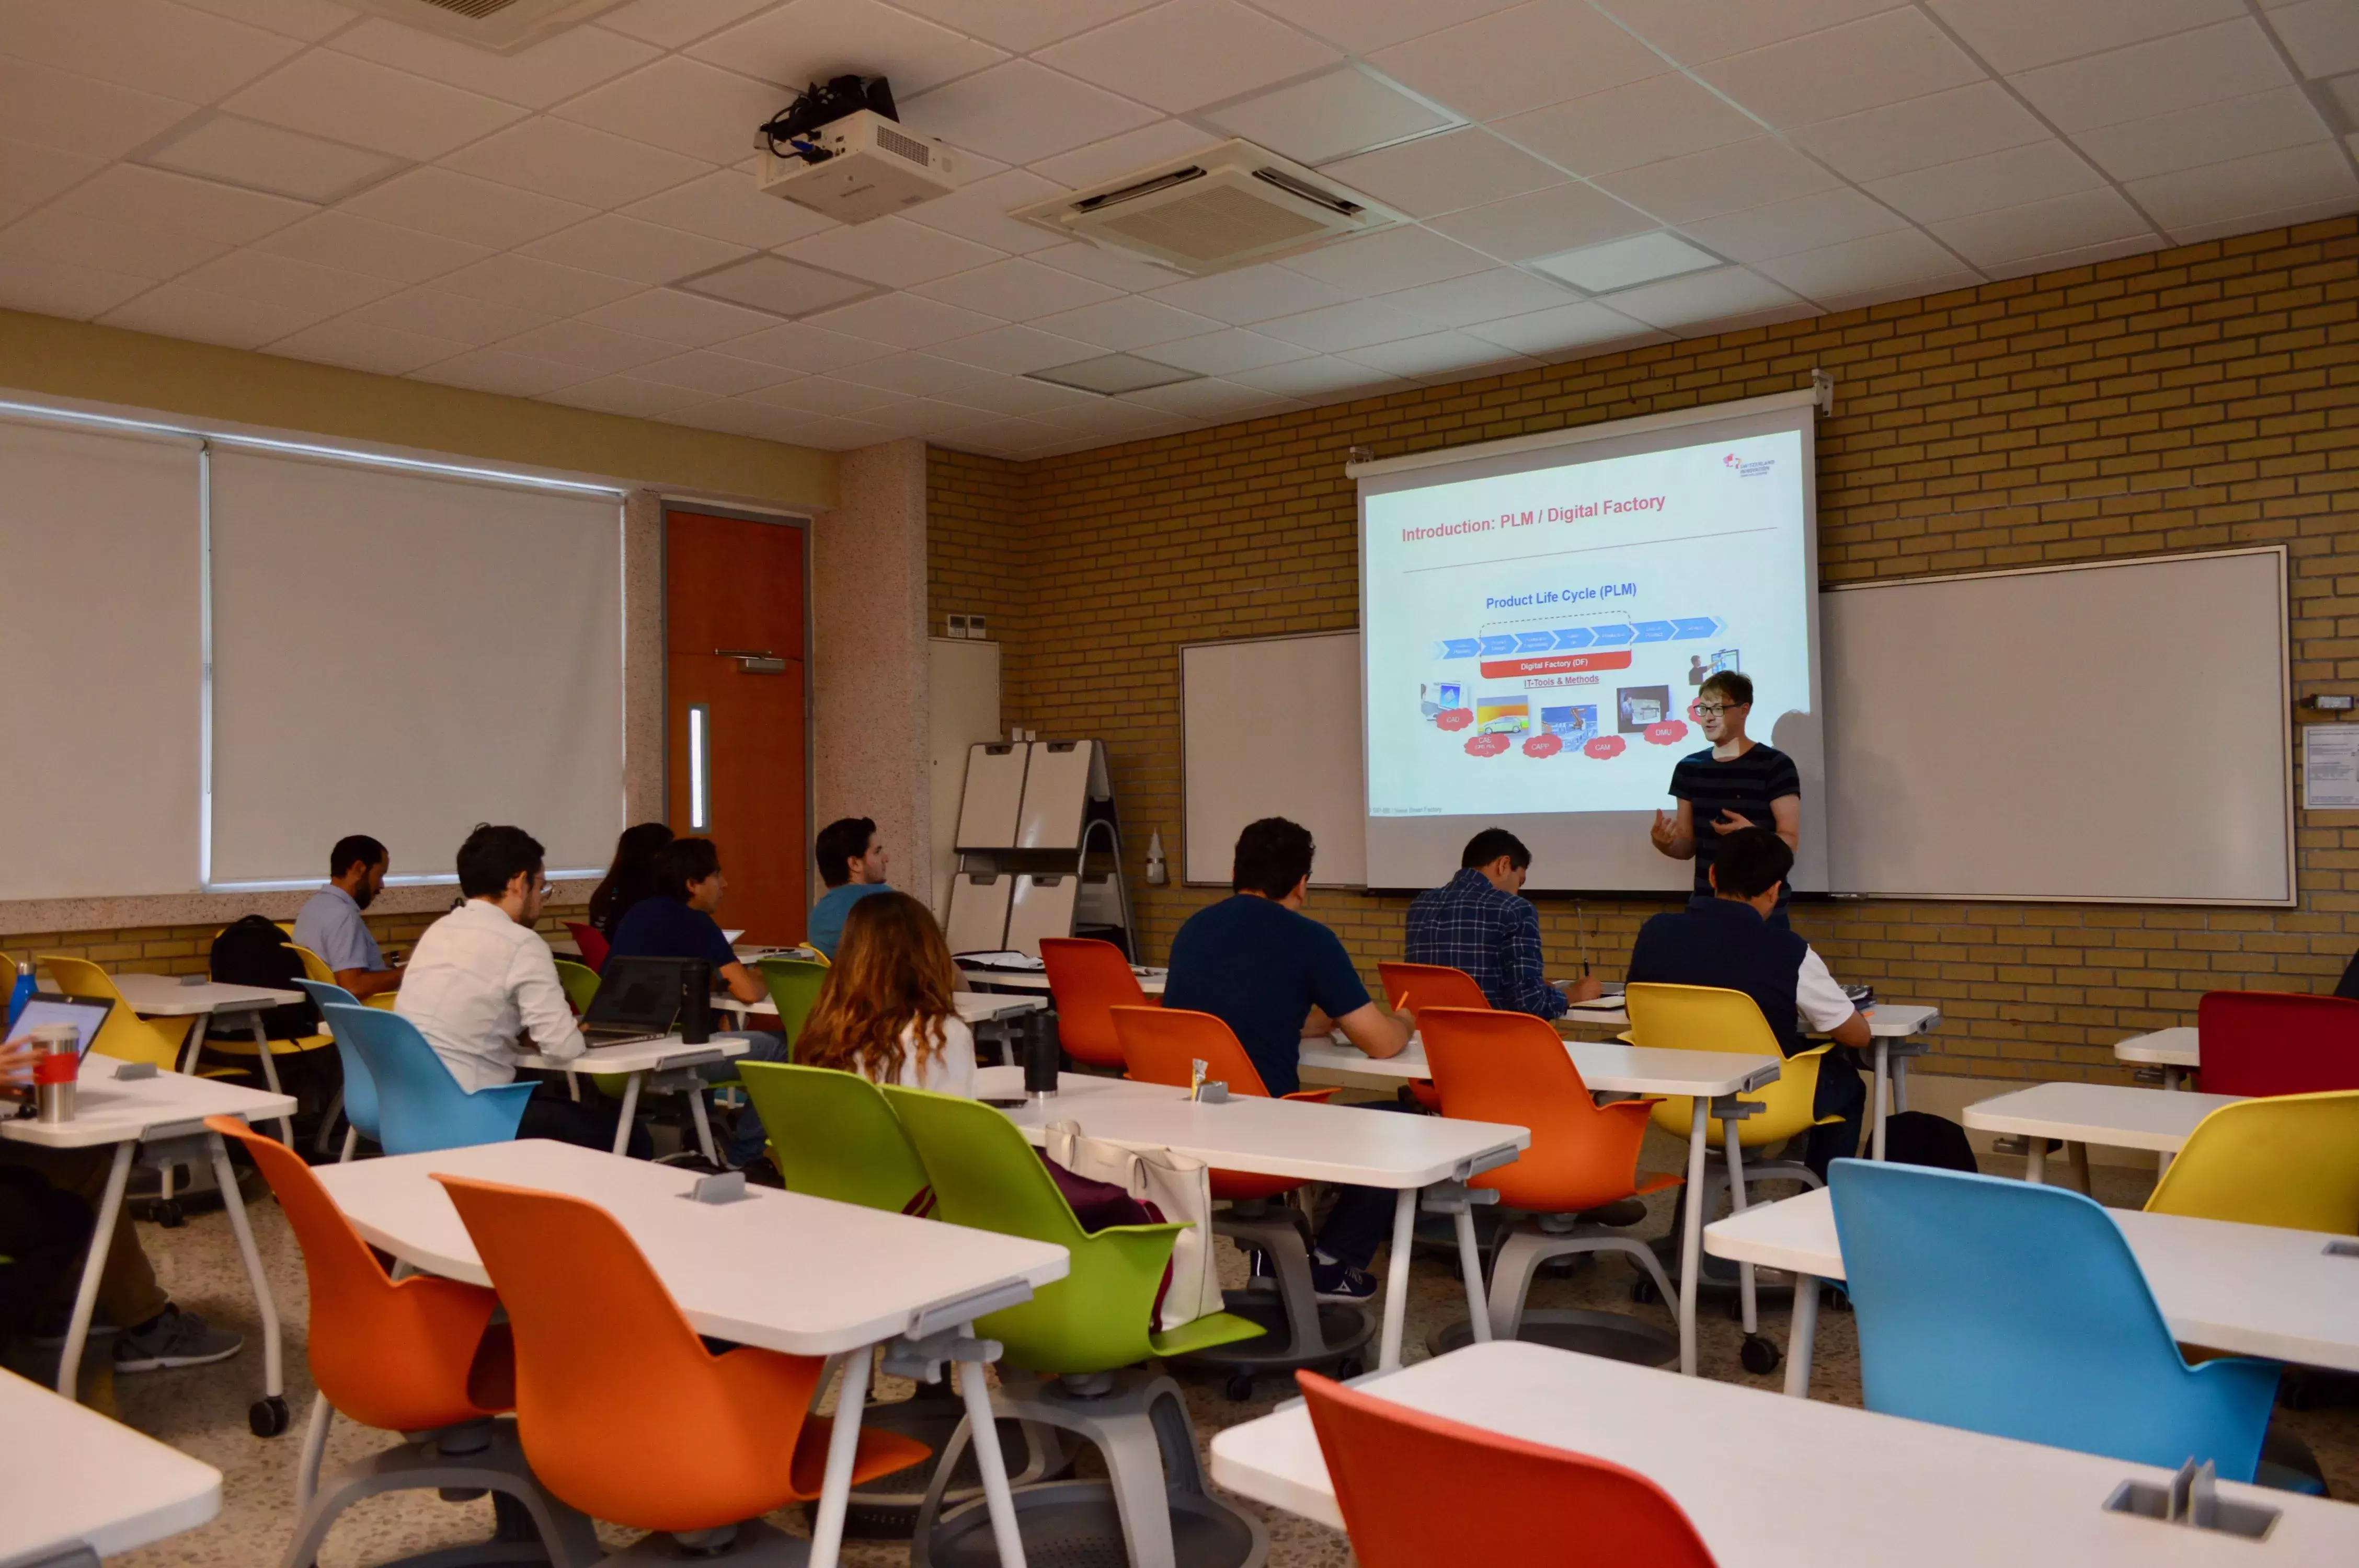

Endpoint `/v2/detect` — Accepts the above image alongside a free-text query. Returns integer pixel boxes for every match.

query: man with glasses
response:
[1646,670,1802,928]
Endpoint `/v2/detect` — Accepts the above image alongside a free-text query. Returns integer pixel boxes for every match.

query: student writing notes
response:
[1405,827,1603,1016]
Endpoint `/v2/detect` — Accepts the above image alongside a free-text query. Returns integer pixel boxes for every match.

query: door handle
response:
[715,649,788,673]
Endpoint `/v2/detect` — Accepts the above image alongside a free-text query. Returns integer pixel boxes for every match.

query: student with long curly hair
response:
[795,891,974,1097]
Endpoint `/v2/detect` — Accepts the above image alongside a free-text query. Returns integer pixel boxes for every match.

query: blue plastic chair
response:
[322,1005,533,1157]
[293,979,379,1162]
[1829,1158,2281,1482]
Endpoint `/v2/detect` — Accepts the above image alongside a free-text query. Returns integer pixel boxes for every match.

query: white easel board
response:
[955,744,1028,850]
[1005,872,1080,958]
[1015,740,1100,850]
[945,871,1013,954]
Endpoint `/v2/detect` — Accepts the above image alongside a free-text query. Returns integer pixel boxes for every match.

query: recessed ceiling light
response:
[140,113,404,204]
[675,255,877,320]
[1027,354,1205,396]
[1530,232,1723,295]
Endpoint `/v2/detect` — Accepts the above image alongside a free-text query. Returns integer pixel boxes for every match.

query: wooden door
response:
[666,511,807,944]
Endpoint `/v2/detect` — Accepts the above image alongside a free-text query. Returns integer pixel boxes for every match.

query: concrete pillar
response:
[811,439,931,909]
[622,489,665,825]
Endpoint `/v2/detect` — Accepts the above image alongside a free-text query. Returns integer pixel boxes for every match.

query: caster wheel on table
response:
[249,1396,289,1437]
[1739,1335,1782,1376]
[1224,1374,1255,1402]
[155,1200,186,1229]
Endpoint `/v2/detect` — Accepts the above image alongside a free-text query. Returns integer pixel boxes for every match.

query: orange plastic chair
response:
[1111,1005,1334,1204]
[434,1173,930,1555]
[203,1117,598,1567]
[1378,961,1490,1111]
[1040,936,1150,1069]
[1422,1008,1679,1346]
[1296,1368,1719,1568]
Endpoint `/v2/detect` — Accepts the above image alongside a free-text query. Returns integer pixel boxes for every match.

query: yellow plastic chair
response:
[287,938,400,1011]
[2145,1090,2359,1234]
[191,941,339,1076]
[38,954,199,1069]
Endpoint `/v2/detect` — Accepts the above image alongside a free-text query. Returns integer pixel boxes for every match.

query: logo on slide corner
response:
[1723,452,1775,479]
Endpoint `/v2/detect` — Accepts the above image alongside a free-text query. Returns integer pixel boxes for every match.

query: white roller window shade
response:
[0,420,202,899]
[208,451,623,887]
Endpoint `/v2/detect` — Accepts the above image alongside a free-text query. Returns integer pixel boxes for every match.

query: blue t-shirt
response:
[1163,895,1369,1097]
[608,896,736,972]
[292,883,385,974]
[808,882,894,959]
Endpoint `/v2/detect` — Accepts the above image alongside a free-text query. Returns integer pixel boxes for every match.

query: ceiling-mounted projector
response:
[755,75,958,224]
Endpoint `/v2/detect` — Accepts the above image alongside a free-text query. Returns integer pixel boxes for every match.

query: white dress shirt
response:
[1795,946,1858,1035]
[395,899,583,1091]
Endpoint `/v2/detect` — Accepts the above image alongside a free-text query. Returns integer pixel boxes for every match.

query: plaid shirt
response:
[1404,868,1567,1019]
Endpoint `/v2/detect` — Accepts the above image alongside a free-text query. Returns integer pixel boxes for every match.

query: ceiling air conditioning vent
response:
[1012,139,1403,276]
[342,0,626,52]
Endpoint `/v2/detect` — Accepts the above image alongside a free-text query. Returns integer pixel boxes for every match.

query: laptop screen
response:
[6,994,115,1060]
[583,956,690,1030]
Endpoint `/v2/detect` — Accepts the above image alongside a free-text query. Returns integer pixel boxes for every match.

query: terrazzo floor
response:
[29,1133,2358,1567]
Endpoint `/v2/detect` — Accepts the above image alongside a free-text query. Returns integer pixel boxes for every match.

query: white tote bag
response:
[1039,1121,1227,1333]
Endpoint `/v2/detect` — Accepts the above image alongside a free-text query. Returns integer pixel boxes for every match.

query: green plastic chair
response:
[736,1062,931,1213]
[553,957,633,1101]
[755,955,830,1056]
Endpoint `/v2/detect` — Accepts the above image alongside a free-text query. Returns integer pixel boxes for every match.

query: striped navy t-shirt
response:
[1669,743,1802,907]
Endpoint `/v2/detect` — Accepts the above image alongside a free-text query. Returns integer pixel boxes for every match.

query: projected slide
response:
[1365,428,1812,820]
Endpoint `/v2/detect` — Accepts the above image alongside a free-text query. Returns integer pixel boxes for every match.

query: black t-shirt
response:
[1670,742,1802,904]
[1163,895,1370,1097]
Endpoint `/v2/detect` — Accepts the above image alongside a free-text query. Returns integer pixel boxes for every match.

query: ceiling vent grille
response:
[341,0,625,52]
[1012,139,1402,276]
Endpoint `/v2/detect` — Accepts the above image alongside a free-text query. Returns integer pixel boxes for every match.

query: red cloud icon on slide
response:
[1584,735,1627,759]
[1464,733,1511,757]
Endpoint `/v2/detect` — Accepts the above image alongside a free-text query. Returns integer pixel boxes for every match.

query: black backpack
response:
[1880,1110,1977,1174]
[209,915,317,1040]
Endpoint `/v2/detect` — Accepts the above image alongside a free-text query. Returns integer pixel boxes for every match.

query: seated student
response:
[606,836,788,1167]
[1627,827,1870,1178]
[796,891,975,1098]
[806,816,894,960]
[292,834,403,1000]
[1163,817,1409,1301]
[397,823,643,1155]
[1404,827,1604,1017]
[588,822,672,942]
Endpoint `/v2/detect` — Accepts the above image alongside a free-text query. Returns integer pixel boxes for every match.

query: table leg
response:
[1679,1098,1709,1377]
[610,1073,642,1158]
[211,1129,284,1412]
[1870,1042,1891,1161]
[1723,1118,1756,1336]
[1783,1276,1820,1399]
[956,1350,1029,1568]
[243,1011,295,1146]
[179,1010,208,1076]
[808,1344,873,1568]
[56,1142,133,1397]
[2024,1138,2046,1184]
[686,1086,718,1166]
[1453,1205,1490,1344]
[2163,1066,2185,1092]
[1892,1052,1911,1114]
[2065,1139,2092,1196]
[1377,1187,1416,1371]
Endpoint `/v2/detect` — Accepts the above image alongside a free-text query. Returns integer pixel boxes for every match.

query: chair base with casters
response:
[1428,1210,1679,1369]
[287,1411,600,1568]
[1173,1198,1374,1400]
[808,1380,1073,1539]
[913,1367,1266,1568]
[591,1520,806,1565]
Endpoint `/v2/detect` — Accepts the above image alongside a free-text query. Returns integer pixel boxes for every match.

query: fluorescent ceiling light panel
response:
[676,255,876,319]
[1026,353,1204,395]
[1530,230,1723,294]
[141,114,404,204]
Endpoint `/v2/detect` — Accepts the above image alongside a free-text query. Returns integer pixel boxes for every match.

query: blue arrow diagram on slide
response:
[1673,617,1724,639]
[1633,620,1677,642]
[1479,635,1518,656]
[1553,627,1594,649]
[1588,624,1634,647]
[1436,638,1481,659]
[1516,631,1556,653]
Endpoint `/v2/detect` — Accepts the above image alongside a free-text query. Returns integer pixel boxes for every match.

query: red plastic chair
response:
[1378,961,1490,1112]
[563,921,610,973]
[2196,991,2359,1096]
[1040,936,1150,1069]
[1297,1367,1719,1568]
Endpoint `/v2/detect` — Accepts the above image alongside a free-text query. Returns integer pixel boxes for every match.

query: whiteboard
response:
[1182,631,1366,886]
[1822,549,2291,904]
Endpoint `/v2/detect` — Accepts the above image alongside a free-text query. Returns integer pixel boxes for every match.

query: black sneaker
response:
[113,1306,243,1373]
[1310,1260,1377,1302]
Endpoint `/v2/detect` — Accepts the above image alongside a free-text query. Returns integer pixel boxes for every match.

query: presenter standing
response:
[1647,671,1802,927]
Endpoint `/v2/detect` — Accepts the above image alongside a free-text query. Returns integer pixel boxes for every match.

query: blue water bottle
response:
[6,956,33,1031]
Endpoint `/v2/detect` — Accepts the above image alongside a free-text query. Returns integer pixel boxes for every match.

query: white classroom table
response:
[1706,1185,2359,1398]
[515,1034,751,1162]
[1206,1340,2359,1565]
[315,1139,1067,1568]
[718,991,1047,1026]
[1300,1035,1780,1377]
[0,1055,291,1424]
[0,1366,222,1564]
[987,1077,1528,1374]
[106,973,307,1145]
[957,965,1169,996]
[1963,1081,2239,1187]
[2115,1025,2201,1088]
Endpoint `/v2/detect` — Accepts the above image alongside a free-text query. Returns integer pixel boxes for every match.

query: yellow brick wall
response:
[927,217,2359,1087]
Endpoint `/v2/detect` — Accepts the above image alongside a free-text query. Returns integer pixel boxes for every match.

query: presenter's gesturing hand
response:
[1650,807,1696,860]
[1710,808,1755,837]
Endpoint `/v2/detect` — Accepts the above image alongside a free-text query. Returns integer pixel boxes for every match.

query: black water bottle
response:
[1024,1021,1060,1104]
[680,960,712,1045]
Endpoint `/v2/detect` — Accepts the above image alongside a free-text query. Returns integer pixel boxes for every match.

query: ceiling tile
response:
[1339,329,1526,379]
[928,324,1101,374]
[413,348,587,397]
[688,0,1007,96]
[0,209,222,283]
[1605,266,1810,330]
[1370,1,1669,123]
[1493,74,1758,178]
[904,60,1161,166]
[1038,0,1341,116]
[805,291,1004,347]
[2012,21,2289,134]
[443,117,713,211]
[1926,0,2243,74]
[675,252,875,316]
[101,280,340,346]
[1426,181,1657,260]
[1029,120,1225,188]
[1133,327,1315,373]
[1277,225,1493,293]
[1604,0,1905,65]
[433,252,644,315]
[888,0,1161,52]
[325,17,658,109]
[2169,193,2359,245]
[1927,186,2151,266]
[948,374,1106,418]
[725,319,896,371]
[941,417,1072,457]
[1790,80,2047,183]
[1143,261,1352,323]
[1698,8,1984,129]
[172,0,356,42]
[783,216,1006,288]
[340,165,596,250]
[1460,298,1661,356]
[1979,232,2160,280]
[1255,297,1428,350]
[2072,87,2329,185]
[254,211,490,284]
[0,253,158,318]
[913,256,1121,318]
[1028,294,1224,349]
[2127,141,2359,237]
[265,316,472,375]
[1377,266,1574,328]
[553,56,783,166]
[1810,268,1981,314]
[1245,0,1526,55]
[898,168,1070,256]
[542,375,718,419]
[830,352,1005,397]
[621,166,838,249]
[745,375,910,414]
[0,137,105,214]
[625,347,785,393]
[1320,129,1565,220]
[2269,0,2359,78]
[1866,139,2103,223]
[0,0,300,102]
[577,287,783,347]
[522,212,751,285]
[1204,67,1453,166]
[345,286,554,345]
[1680,186,1909,262]
[1594,136,1841,224]
[223,51,526,163]
[0,57,201,160]
[493,319,675,375]
[1753,226,1971,302]
[1224,354,1406,398]
[1028,238,1193,291]
[850,396,1000,436]
[1118,376,1295,418]
[1529,229,1720,291]
[172,247,404,317]
[50,164,314,244]
[142,114,402,204]
[596,0,773,50]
